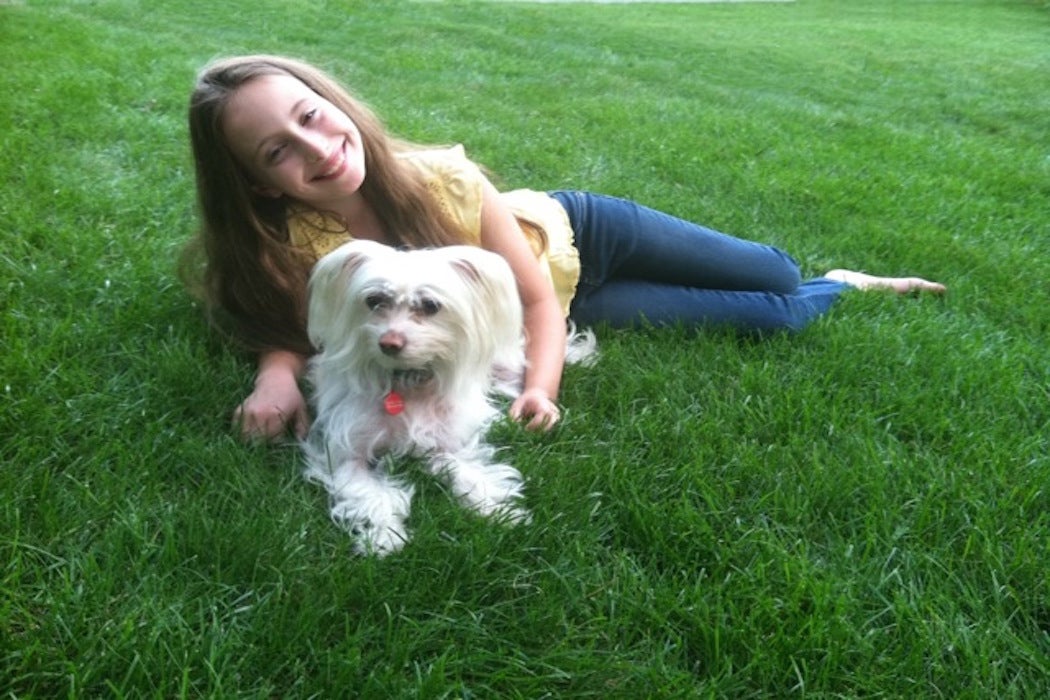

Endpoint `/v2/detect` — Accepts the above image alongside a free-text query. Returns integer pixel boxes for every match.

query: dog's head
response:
[308,240,523,385]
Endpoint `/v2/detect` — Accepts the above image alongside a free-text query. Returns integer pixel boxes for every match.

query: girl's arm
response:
[233,348,311,442]
[478,178,567,431]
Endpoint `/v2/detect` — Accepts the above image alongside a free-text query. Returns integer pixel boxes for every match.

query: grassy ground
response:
[2,0,1048,697]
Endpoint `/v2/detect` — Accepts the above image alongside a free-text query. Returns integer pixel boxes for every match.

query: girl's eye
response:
[265,144,286,164]
[302,108,318,125]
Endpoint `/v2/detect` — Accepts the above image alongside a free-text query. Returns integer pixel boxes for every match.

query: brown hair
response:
[181,55,465,355]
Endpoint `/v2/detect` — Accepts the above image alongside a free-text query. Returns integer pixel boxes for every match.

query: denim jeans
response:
[550,191,850,333]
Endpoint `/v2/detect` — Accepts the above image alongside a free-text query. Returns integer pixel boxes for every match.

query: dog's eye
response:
[364,293,390,311]
[416,298,442,316]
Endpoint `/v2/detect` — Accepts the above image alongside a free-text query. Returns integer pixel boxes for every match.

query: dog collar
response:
[383,391,405,415]
[383,368,433,415]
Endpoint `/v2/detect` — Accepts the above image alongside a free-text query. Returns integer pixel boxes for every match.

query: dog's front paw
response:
[440,459,531,525]
[331,500,411,557]
[488,501,532,527]
[356,520,410,557]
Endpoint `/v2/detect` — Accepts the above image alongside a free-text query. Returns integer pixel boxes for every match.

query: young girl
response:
[183,55,945,443]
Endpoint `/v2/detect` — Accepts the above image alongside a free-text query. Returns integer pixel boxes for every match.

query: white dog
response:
[302,239,593,556]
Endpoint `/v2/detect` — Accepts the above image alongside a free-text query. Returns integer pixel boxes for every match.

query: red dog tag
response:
[383,391,405,415]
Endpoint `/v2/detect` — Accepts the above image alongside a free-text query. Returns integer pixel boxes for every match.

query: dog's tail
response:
[565,322,598,367]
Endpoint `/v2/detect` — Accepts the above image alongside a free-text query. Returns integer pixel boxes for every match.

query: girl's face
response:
[222,73,367,209]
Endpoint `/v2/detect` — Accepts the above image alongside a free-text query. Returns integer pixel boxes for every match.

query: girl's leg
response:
[550,190,850,332]
[568,277,848,332]
[551,190,803,294]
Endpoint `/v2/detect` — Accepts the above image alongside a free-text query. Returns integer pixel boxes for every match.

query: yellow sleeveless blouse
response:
[287,145,581,316]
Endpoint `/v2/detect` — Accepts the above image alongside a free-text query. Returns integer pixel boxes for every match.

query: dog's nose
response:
[378,331,406,356]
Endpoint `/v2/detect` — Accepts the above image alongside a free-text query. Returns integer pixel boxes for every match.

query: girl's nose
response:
[300,134,328,163]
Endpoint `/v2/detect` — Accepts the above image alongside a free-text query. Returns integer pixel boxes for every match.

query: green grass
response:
[2,0,1048,696]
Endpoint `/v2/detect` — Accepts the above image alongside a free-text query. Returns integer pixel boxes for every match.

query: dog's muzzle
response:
[379,330,407,356]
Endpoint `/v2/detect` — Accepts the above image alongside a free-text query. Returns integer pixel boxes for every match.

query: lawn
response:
[2,0,1048,697]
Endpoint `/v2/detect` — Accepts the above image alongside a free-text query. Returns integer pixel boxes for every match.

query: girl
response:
[183,55,945,443]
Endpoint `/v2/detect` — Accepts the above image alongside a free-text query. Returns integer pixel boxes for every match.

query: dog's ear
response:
[447,248,517,311]
[446,246,524,363]
[449,256,482,284]
[307,242,374,350]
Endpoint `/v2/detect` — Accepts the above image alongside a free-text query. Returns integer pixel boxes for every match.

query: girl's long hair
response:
[181,55,464,355]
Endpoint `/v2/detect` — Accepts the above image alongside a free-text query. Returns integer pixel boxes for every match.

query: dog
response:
[302,239,594,555]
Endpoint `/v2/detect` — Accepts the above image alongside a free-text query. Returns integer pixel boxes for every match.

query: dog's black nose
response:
[378,331,406,356]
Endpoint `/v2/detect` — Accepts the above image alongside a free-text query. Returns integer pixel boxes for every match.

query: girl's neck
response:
[333,193,388,245]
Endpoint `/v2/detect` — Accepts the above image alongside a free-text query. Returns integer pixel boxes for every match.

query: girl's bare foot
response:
[825,269,946,295]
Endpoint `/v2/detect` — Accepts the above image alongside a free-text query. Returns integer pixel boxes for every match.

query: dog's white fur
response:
[303,239,594,555]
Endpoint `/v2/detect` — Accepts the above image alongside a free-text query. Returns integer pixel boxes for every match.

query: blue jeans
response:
[550,191,850,333]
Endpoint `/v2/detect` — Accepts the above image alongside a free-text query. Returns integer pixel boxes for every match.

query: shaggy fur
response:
[302,240,593,555]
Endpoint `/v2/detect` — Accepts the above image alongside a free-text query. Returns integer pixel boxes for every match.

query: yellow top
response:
[287,145,581,315]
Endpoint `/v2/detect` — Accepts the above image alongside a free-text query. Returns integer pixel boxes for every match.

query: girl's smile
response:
[312,139,349,181]
[223,73,367,211]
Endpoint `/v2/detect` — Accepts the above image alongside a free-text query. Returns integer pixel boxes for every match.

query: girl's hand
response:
[510,387,561,432]
[233,351,310,443]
